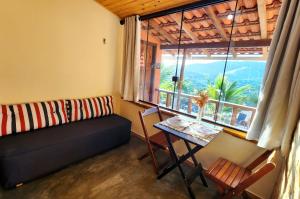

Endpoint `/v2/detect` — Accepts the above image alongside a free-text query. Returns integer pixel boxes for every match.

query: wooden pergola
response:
[141,0,281,56]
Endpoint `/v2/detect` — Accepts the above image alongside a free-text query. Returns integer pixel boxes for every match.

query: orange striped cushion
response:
[0,100,68,137]
[67,96,113,122]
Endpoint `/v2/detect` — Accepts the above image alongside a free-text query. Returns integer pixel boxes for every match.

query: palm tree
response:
[207,75,251,105]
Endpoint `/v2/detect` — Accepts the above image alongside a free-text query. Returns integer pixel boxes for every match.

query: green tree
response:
[207,75,251,105]
[159,65,195,93]
[160,65,173,82]
[247,92,259,107]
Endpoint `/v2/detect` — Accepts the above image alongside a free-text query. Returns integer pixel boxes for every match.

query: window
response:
[139,0,281,131]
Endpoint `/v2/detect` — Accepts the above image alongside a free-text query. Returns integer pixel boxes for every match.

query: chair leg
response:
[216,185,225,195]
[138,146,159,160]
[138,152,150,160]
[222,190,235,199]
[145,141,160,174]
[241,191,249,199]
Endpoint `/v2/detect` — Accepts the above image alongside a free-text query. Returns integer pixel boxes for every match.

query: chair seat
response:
[149,131,178,149]
[206,158,251,188]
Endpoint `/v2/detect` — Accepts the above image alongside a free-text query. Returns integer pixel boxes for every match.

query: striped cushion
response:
[67,96,113,122]
[0,100,68,137]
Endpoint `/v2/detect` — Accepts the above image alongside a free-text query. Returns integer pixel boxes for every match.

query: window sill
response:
[130,100,257,143]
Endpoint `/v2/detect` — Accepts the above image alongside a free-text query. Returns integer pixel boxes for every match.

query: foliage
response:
[207,74,252,105]
[247,92,259,107]
[159,65,196,94]
[160,65,173,83]
[159,65,256,108]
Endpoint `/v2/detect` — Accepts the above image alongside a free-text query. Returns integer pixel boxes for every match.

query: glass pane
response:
[215,0,282,130]
[159,51,174,108]
[171,47,186,111]
[139,19,158,103]
[171,2,237,119]
[147,13,183,108]
[139,0,282,131]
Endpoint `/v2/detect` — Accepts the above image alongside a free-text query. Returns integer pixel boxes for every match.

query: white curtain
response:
[273,121,300,199]
[121,15,141,102]
[246,0,300,156]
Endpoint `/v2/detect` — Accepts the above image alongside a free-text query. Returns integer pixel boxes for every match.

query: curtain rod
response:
[120,0,228,25]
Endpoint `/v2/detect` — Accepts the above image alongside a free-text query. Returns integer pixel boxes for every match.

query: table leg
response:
[157,145,202,179]
[184,141,199,166]
[164,133,196,199]
[184,141,208,187]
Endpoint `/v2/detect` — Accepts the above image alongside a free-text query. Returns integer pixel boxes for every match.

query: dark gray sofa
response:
[0,114,131,188]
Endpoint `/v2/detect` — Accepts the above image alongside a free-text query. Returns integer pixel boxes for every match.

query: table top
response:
[154,116,222,147]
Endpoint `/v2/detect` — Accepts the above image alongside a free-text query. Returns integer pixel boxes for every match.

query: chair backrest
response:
[246,150,275,171]
[237,113,247,124]
[139,106,163,139]
[236,150,276,192]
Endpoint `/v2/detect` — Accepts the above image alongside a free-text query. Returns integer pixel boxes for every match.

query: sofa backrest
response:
[0,100,68,137]
[0,96,114,137]
[67,96,113,122]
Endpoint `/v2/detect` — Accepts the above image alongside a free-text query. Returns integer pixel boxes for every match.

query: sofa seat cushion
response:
[0,114,131,188]
[0,114,129,157]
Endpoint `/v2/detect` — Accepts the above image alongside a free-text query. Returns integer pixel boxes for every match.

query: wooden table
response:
[154,118,220,199]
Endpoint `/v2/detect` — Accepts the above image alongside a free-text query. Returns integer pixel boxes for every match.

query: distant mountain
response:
[161,60,266,106]
[163,60,266,89]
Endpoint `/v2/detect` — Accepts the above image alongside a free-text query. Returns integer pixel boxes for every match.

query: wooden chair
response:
[138,106,178,174]
[205,150,276,199]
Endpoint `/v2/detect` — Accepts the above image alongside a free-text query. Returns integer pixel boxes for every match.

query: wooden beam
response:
[169,13,210,56]
[257,0,268,58]
[160,39,272,49]
[262,47,268,59]
[138,0,226,22]
[170,13,200,42]
[150,21,177,44]
[119,0,228,24]
[257,0,268,38]
[205,7,229,41]
[205,7,238,57]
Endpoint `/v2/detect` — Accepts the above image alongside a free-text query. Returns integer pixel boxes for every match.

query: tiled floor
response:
[0,137,220,199]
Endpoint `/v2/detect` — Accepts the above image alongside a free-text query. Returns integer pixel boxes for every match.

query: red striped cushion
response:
[0,100,68,137]
[67,96,113,122]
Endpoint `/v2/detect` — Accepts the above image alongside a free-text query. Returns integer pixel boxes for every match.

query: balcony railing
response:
[155,88,256,129]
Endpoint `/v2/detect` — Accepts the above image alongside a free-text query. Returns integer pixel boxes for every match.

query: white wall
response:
[0,0,122,110]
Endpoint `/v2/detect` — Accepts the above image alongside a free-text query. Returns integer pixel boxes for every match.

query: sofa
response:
[0,96,131,188]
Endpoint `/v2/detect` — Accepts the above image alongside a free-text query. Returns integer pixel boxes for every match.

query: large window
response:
[139,0,281,131]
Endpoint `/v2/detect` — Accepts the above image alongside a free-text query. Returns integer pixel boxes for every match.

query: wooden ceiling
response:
[96,0,199,19]
[96,0,282,57]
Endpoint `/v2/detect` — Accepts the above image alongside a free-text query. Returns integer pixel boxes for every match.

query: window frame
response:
[138,0,274,132]
[139,99,248,133]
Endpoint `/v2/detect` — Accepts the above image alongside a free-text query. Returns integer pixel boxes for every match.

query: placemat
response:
[159,116,222,143]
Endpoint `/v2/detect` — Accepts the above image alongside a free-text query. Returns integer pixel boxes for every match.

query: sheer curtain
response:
[121,15,141,102]
[273,121,300,198]
[246,0,300,156]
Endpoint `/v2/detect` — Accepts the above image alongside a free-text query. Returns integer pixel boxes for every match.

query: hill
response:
[160,60,266,107]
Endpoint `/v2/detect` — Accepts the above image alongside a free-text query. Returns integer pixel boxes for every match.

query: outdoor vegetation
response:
[158,60,265,127]
[160,68,258,104]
